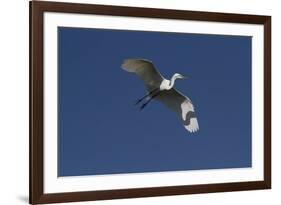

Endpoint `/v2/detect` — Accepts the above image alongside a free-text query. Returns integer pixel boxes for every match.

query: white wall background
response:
[0,0,279,204]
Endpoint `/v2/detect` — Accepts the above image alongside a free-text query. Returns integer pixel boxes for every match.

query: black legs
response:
[135,88,159,105]
[139,91,161,110]
[134,88,161,110]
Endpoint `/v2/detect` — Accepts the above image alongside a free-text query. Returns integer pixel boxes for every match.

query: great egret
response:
[121,59,199,133]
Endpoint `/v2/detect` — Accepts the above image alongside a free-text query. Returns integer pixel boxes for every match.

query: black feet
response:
[134,98,142,105]
[140,103,148,110]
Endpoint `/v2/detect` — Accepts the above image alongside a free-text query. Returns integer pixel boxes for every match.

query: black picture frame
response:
[30,1,271,204]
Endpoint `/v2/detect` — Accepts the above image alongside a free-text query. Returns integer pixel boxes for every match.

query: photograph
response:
[58,27,252,177]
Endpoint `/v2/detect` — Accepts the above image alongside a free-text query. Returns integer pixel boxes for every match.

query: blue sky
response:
[58,27,252,176]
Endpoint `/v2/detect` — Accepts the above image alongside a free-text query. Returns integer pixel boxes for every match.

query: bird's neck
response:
[168,75,178,89]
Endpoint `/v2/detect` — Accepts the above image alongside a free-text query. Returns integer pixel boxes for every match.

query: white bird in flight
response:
[121,59,199,133]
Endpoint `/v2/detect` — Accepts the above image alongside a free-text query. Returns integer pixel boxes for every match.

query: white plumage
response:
[181,101,199,133]
[122,59,199,133]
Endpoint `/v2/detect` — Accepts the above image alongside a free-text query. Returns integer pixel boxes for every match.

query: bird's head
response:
[173,73,187,80]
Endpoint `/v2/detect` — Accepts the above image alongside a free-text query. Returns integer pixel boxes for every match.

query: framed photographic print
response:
[29,0,271,204]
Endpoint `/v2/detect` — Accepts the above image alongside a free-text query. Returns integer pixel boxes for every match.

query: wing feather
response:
[121,59,164,90]
[156,88,199,133]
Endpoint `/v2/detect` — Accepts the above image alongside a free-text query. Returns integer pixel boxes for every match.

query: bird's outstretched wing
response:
[121,59,164,90]
[156,88,199,133]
